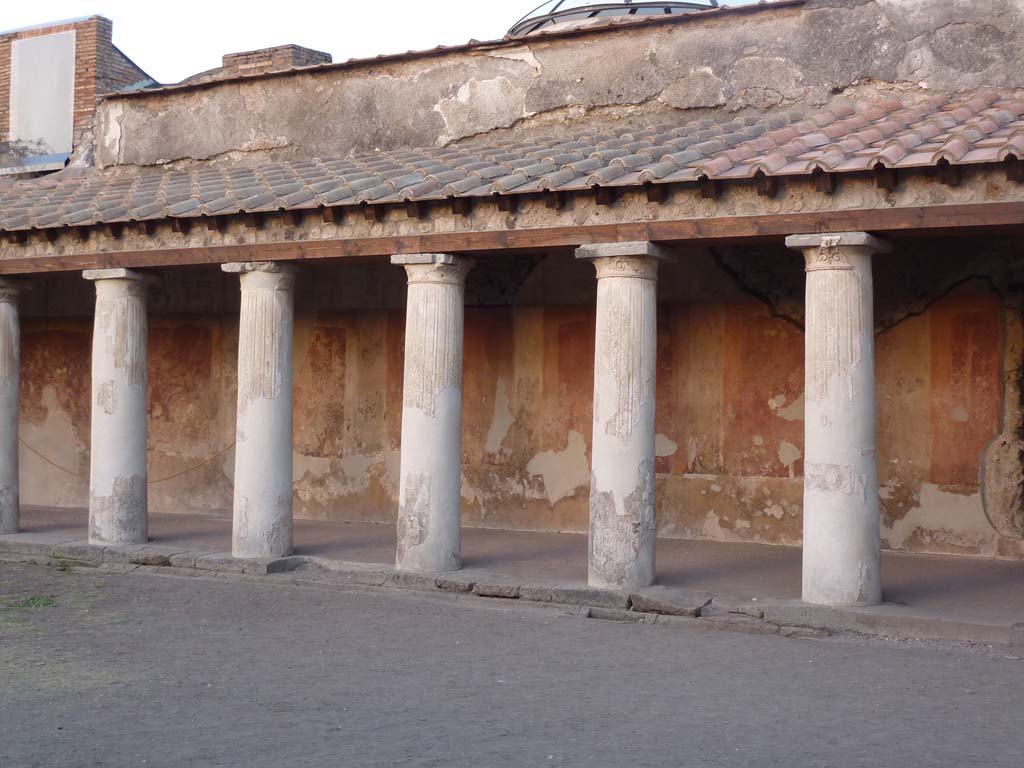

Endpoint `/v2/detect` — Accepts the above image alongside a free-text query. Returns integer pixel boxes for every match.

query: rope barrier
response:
[17,316,315,488]
[18,438,80,477]
[18,437,237,485]
[148,442,236,485]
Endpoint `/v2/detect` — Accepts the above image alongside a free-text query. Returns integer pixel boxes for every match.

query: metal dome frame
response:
[508,0,720,38]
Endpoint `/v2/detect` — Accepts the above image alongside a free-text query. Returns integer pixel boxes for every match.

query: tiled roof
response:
[2,92,1023,233]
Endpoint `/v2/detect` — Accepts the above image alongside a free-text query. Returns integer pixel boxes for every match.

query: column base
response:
[396,550,462,575]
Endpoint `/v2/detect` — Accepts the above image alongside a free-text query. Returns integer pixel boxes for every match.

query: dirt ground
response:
[1,562,1022,768]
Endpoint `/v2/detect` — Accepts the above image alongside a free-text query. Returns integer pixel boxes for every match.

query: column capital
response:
[82,268,153,282]
[224,261,296,291]
[0,278,27,303]
[786,232,891,272]
[391,253,472,286]
[221,261,297,275]
[576,241,672,280]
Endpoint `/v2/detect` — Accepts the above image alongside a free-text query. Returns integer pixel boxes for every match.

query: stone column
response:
[222,262,297,559]
[576,242,669,591]
[785,232,890,606]
[391,254,472,573]
[0,279,24,534]
[83,269,151,545]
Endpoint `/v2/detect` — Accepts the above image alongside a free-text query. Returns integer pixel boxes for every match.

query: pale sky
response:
[1,1,760,85]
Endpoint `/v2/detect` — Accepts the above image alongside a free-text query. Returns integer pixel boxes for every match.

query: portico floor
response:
[14,505,1024,636]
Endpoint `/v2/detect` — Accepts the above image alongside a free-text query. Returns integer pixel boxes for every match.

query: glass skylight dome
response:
[508,0,720,37]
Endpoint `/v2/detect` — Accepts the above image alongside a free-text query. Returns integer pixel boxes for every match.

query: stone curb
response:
[758,601,1015,646]
[1012,623,1024,648]
[1,533,1021,647]
[629,585,714,617]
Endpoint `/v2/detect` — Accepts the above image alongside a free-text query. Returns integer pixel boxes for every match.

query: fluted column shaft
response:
[786,232,890,606]
[83,268,150,545]
[392,253,472,573]
[223,262,296,559]
[577,242,668,591]
[0,280,23,534]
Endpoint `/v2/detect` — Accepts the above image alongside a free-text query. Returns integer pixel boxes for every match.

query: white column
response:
[222,262,296,559]
[576,242,669,591]
[83,269,150,545]
[0,279,24,534]
[392,253,472,573]
[786,232,890,606]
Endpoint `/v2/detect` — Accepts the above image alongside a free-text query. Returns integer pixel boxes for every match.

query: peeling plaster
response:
[526,429,589,506]
[655,433,678,458]
[486,47,543,77]
[884,482,998,554]
[340,453,375,481]
[778,440,802,478]
[19,386,86,507]
[93,0,1024,168]
[770,393,805,422]
[700,510,736,542]
[435,76,533,146]
[485,378,514,455]
[657,66,725,109]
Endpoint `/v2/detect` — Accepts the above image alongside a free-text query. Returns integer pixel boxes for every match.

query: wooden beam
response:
[593,186,617,206]
[171,218,192,235]
[545,190,567,210]
[875,165,898,191]
[936,160,961,188]
[1006,157,1024,183]
[405,200,425,220]
[755,172,778,198]
[363,204,385,223]
[699,176,721,200]
[495,194,518,213]
[645,183,668,204]
[321,206,344,225]
[3,201,1023,276]
[813,170,836,194]
[449,197,472,216]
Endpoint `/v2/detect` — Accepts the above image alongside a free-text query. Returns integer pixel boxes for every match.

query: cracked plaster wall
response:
[95,0,1024,168]
[13,244,1024,559]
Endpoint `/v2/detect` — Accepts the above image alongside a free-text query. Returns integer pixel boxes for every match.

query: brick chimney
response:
[220,45,332,76]
[0,15,153,174]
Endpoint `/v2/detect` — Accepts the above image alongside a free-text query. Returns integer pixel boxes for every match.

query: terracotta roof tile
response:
[5,92,1024,232]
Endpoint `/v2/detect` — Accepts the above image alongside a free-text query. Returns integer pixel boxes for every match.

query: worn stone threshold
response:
[1,531,1021,649]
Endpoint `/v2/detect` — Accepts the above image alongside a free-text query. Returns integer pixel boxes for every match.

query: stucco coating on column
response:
[84,269,150,545]
[223,262,297,559]
[0,280,23,534]
[392,253,472,573]
[577,242,669,590]
[786,232,891,606]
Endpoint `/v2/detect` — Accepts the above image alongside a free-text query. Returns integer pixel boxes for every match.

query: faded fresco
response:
[15,248,1018,559]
